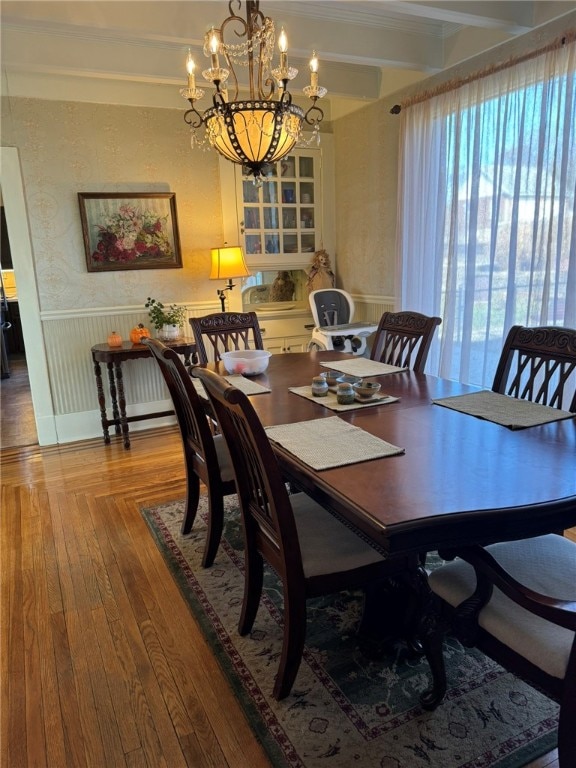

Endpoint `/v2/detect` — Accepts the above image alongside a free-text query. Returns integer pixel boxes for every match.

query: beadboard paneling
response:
[352,295,395,323]
[40,296,395,442]
[42,305,217,415]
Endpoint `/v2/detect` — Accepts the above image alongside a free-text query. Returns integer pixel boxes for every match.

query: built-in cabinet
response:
[239,150,320,260]
[258,314,314,354]
[219,138,335,350]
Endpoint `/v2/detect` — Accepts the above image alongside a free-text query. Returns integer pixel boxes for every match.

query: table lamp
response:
[210,245,250,311]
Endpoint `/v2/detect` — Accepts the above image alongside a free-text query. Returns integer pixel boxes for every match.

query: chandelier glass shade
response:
[204,100,304,172]
[180,1,327,181]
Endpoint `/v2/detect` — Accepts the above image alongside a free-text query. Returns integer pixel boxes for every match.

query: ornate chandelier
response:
[180,0,327,182]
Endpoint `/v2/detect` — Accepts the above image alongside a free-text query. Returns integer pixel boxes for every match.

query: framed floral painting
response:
[78,193,182,272]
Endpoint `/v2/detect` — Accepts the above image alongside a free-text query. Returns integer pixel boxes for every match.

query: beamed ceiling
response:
[2,1,575,118]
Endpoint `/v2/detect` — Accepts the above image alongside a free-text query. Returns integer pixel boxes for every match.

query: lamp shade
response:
[205,102,304,174]
[210,246,250,280]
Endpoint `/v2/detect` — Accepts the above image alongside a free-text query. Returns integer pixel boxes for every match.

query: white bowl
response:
[221,349,272,376]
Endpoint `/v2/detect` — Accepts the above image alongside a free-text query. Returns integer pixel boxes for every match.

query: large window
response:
[398,38,576,385]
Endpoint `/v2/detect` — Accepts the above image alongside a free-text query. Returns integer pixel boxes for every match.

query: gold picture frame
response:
[78,192,182,272]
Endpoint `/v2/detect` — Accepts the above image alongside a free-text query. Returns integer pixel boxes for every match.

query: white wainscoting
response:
[39,296,395,445]
[41,302,219,445]
[351,295,395,323]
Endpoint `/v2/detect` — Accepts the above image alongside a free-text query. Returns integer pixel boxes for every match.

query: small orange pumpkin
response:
[107,331,123,348]
[130,323,152,344]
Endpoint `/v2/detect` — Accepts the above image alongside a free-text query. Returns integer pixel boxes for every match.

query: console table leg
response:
[107,362,122,436]
[93,360,110,444]
[114,361,131,450]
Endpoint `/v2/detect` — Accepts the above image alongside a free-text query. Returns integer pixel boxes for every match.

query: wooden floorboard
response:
[1,428,272,768]
[1,399,570,766]
[0,355,37,448]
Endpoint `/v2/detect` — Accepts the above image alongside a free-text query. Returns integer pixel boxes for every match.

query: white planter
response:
[158,324,180,341]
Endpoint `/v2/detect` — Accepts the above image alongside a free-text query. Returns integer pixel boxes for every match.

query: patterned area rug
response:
[141,496,558,768]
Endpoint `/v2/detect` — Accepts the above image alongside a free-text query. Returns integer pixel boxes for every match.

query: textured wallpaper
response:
[1,97,223,312]
[333,100,399,299]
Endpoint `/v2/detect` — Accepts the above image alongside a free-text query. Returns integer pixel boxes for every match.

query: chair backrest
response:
[143,338,221,485]
[309,289,354,327]
[492,325,576,412]
[370,311,442,372]
[193,367,303,578]
[189,311,264,364]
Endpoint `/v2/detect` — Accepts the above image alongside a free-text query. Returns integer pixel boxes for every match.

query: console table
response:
[91,337,196,449]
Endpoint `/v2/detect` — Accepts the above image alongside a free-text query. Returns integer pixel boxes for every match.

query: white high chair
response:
[307,289,378,356]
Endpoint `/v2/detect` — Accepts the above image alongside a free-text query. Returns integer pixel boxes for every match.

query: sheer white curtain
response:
[398,38,576,385]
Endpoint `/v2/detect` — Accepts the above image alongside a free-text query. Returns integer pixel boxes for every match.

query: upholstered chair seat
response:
[290,493,384,578]
[429,533,576,768]
[430,535,575,679]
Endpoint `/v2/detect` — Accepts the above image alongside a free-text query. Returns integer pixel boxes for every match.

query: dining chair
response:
[143,338,236,567]
[189,311,264,365]
[492,325,576,412]
[428,535,576,768]
[193,365,416,700]
[370,311,441,372]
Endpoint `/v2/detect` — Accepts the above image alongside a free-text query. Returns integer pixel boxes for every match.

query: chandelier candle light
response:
[180,0,327,183]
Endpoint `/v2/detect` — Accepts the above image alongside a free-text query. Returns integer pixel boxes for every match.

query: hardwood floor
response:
[1,427,569,767]
[1,428,271,768]
[0,355,37,449]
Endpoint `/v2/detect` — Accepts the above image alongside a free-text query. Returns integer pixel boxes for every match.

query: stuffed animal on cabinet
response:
[269,271,296,302]
[306,250,335,293]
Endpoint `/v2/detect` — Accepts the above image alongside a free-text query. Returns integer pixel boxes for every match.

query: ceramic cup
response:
[311,375,329,397]
[336,382,355,405]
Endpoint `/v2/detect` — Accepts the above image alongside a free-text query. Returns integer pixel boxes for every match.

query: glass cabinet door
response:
[239,149,320,260]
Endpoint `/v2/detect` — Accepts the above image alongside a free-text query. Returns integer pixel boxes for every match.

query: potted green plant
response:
[145,297,187,340]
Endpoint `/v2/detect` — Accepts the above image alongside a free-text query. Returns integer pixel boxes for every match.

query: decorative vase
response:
[158,324,180,341]
[107,331,123,348]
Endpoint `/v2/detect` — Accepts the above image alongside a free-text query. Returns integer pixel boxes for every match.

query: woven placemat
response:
[289,385,399,412]
[191,374,270,398]
[433,390,575,429]
[319,359,407,377]
[265,415,404,470]
[222,374,271,395]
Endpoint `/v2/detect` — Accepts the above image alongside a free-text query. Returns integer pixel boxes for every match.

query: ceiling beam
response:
[380,1,534,34]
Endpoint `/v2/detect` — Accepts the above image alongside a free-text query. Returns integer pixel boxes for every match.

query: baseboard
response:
[53,398,177,445]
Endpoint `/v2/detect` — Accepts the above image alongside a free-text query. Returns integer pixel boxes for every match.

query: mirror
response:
[241,269,308,312]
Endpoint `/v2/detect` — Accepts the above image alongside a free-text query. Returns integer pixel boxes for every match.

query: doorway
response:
[0,147,57,447]
[1,203,37,447]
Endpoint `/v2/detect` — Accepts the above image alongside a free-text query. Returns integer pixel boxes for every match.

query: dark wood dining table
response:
[209,350,576,704]
[215,351,576,552]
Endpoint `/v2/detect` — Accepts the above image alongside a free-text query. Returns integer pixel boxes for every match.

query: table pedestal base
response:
[356,561,448,711]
